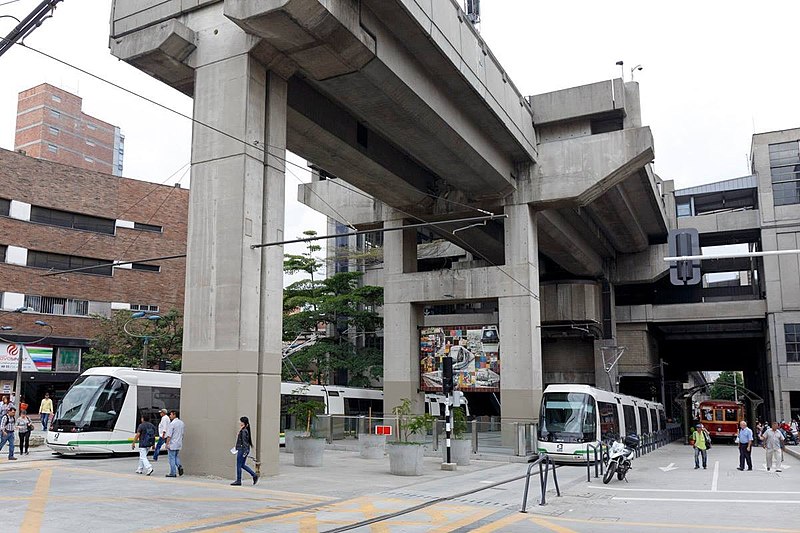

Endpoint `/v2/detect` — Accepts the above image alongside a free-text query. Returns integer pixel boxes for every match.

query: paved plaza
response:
[1,441,798,532]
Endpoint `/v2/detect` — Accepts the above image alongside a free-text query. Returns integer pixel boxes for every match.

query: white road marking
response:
[658,462,679,472]
[612,497,800,504]
[592,486,800,495]
[711,461,719,491]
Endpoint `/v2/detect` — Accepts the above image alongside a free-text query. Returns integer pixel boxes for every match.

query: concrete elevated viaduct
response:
[109,0,666,475]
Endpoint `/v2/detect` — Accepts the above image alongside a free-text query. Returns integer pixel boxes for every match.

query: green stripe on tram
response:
[62,439,133,446]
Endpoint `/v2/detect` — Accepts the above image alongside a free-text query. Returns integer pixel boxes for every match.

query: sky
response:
[1,0,800,265]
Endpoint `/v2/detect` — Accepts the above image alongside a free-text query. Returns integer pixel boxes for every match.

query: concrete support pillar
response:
[383,219,422,413]
[498,204,542,423]
[181,54,286,477]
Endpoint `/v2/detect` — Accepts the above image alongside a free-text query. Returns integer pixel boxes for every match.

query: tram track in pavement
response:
[173,464,566,532]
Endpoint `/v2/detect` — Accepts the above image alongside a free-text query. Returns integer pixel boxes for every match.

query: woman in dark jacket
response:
[231,416,259,486]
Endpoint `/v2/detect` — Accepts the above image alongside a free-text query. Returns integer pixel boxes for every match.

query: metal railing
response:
[584,427,684,482]
[584,442,605,482]
[520,453,560,511]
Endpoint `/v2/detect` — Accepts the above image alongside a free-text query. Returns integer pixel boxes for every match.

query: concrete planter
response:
[387,442,425,476]
[283,429,304,453]
[358,433,386,459]
[293,436,325,467]
[441,438,471,466]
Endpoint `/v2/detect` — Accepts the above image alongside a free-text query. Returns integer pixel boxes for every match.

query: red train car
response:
[698,400,744,439]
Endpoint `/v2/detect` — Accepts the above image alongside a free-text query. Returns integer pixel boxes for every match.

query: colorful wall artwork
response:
[419,325,500,392]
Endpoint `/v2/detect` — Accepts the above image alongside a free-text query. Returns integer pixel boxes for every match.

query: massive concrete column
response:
[181,54,286,477]
[383,219,423,413]
[498,203,543,423]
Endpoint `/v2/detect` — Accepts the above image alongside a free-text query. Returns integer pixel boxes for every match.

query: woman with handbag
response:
[231,416,259,486]
[15,409,33,455]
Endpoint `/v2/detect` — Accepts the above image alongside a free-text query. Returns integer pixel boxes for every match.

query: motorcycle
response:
[602,434,640,484]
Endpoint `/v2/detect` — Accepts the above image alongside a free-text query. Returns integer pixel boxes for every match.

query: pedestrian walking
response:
[736,420,754,471]
[165,410,185,478]
[762,421,786,472]
[39,393,53,431]
[0,406,17,460]
[231,416,259,486]
[0,395,11,419]
[152,409,169,462]
[691,423,710,469]
[132,415,156,475]
[15,410,33,456]
[755,421,764,445]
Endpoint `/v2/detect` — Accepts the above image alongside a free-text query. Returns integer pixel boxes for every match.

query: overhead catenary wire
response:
[8,37,540,300]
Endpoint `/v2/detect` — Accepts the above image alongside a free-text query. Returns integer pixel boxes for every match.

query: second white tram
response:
[537,384,666,463]
[47,367,383,455]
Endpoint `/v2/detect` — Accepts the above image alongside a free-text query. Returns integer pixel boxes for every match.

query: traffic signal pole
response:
[442,355,455,470]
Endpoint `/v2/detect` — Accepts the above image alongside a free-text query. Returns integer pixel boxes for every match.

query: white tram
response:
[537,384,666,463]
[46,367,383,455]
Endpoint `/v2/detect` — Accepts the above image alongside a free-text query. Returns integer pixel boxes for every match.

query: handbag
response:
[734,436,740,444]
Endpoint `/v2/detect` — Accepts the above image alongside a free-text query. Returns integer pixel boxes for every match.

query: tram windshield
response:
[51,375,128,432]
[539,392,597,443]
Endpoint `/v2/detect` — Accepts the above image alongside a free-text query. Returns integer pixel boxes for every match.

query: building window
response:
[49,126,59,136]
[676,200,693,217]
[785,324,800,363]
[130,304,159,312]
[84,156,93,163]
[0,245,6,262]
[27,250,113,276]
[0,198,9,217]
[51,95,61,103]
[48,144,58,153]
[86,140,95,147]
[769,141,800,206]
[24,294,89,316]
[133,222,162,233]
[49,109,60,119]
[131,263,160,273]
[30,206,115,235]
[86,123,96,130]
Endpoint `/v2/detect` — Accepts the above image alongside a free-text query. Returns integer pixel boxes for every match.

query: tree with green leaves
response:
[709,370,744,401]
[83,309,183,371]
[283,230,383,387]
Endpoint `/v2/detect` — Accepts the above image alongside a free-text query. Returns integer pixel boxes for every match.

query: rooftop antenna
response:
[630,64,643,80]
[465,0,480,26]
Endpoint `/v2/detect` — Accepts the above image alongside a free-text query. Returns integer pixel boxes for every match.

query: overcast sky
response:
[2,0,799,261]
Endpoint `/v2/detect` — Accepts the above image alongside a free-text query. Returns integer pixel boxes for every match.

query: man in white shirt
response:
[762,421,785,472]
[165,410,185,478]
[152,409,170,462]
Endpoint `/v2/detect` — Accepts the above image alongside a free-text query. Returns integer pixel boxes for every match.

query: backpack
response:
[704,430,712,449]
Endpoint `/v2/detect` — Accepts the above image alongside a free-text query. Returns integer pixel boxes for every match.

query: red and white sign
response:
[375,425,392,436]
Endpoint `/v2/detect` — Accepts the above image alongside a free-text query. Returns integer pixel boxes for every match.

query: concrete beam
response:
[537,210,605,276]
[585,184,649,252]
[531,127,655,208]
[531,78,626,125]
[616,300,768,323]
[109,19,197,96]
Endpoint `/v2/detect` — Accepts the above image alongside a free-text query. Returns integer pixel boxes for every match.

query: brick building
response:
[14,84,125,176]
[0,148,187,402]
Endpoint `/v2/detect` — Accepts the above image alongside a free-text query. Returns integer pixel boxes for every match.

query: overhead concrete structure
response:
[112,0,598,475]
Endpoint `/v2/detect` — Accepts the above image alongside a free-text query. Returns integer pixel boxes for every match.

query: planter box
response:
[293,436,325,467]
[283,429,304,453]
[441,438,471,466]
[387,442,425,476]
[358,433,386,459]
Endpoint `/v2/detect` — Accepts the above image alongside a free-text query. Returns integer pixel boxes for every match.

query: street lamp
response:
[0,312,53,406]
[123,311,162,368]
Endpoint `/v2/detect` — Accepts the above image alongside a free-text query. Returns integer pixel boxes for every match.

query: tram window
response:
[714,409,723,421]
[598,401,620,441]
[724,408,738,422]
[702,408,713,421]
[84,378,128,431]
[137,386,180,426]
[638,406,650,434]
[622,405,637,436]
[650,408,659,431]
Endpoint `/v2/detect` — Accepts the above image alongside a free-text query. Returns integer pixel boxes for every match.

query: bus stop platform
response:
[1,440,799,532]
